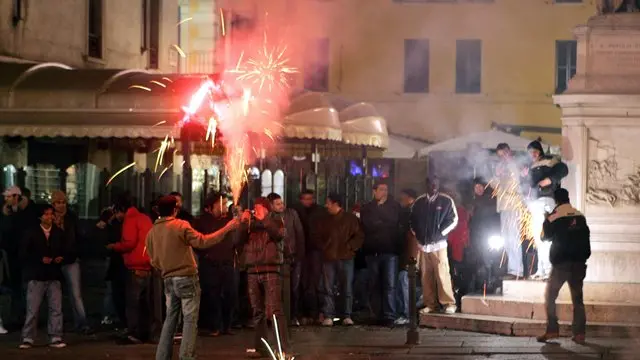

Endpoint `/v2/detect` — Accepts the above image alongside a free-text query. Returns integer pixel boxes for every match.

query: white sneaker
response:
[321,318,333,326]
[342,318,354,326]
[444,305,457,314]
[419,307,434,315]
[0,325,8,335]
[394,317,409,325]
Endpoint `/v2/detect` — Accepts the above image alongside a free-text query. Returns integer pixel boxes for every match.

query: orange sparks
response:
[129,85,151,91]
[150,80,166,88]
[152,121,166,127]
[106,162,136,187]
[172,44,187,58]
[219,8,226,37]
[176,17,192,27]
[227,32,298,93]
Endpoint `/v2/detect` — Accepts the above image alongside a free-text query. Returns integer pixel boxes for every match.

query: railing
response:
[181,51,217,74]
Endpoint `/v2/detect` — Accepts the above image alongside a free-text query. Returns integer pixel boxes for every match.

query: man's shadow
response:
[540,341,609,360]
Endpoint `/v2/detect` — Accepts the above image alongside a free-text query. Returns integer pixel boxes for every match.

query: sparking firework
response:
[227,31,298,94]
[260,315,294,360]
[487,171,536,256]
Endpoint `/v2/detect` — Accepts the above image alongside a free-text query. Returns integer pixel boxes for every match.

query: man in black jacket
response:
[195,193,237,336]
[19,204,67,349]
[524,141,569,280]
[410,177,458,315]
[537,188,590,344]
[360,182,402,326]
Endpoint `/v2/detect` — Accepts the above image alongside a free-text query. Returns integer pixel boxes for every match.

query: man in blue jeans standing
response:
[361,182,402,327]
[318,194,364,326]
[146,196,238,360]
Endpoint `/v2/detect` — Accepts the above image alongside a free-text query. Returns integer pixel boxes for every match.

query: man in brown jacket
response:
[319,193,364,326]
[145,196,238,360]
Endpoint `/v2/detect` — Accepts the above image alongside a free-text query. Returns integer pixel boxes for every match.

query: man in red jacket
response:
[107,194,160,344]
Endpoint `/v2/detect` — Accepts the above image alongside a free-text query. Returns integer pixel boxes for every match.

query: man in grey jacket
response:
[267,193,305,326]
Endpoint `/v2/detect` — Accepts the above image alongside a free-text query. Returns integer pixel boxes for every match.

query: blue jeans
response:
[366,254,398,320]
[61,261,88,329]
[396,270,409,318]
[320,259,354,319]
[22,280,63,344]
[156,276,201,360]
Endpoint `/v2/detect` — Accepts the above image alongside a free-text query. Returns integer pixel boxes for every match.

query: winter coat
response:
[21,225,66,281]
[112,207,153,271]
[360,199,402,255]
[194,211,237,264]
[410,193,458,253]
[236,217,285,274]
[292,203,326,254]
[542,203,591,266]
[447,206,469,263]
[318,210,364,261]
[270,209,305,262]
[528,155,569,199]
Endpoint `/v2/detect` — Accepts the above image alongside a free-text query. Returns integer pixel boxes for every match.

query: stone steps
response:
[420,312,640,338]
[502,280,640,303]
[462,295,640,324]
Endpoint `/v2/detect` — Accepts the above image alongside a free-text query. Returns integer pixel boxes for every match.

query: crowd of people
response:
[0,139,593,357]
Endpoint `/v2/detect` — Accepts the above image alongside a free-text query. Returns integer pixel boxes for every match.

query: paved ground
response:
[0,326,638,359]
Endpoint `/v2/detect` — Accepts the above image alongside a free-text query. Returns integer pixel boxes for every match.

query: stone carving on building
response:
[597,0,640,14]
[586,142,640,207]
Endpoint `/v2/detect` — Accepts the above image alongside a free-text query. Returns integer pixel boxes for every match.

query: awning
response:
[282,92,389,149]
[0,62,389,148]
[418,129,548,157]
[383,134,430,159]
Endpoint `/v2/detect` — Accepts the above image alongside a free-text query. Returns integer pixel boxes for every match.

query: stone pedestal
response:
[555,14,640,284]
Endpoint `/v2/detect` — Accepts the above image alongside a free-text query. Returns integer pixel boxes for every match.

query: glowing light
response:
[219,8,226,36]
[260,315,294,360]
[172,44,187,58]
[176,17,192,27]
[150,80,166,88]
[129,85,152,91]
[106,162,136,187]
[228,32,298,93]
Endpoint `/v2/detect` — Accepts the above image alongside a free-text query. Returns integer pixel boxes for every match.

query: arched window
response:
[248,166,260,180]
[25,164,60,203]
[273,170,285,198]
[3,165,16,188]
[261,169,273,197]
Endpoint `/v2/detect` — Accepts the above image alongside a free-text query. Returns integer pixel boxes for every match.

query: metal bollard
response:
[405,257,420,345]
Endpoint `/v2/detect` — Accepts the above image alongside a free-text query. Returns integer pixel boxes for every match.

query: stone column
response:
[554,14,640,285]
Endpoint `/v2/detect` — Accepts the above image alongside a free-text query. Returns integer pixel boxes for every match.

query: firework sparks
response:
[106,162,137,187]
[228,32,298,93]
[260,315,294,360]
[172,44,187,58]
[129,85,151,91]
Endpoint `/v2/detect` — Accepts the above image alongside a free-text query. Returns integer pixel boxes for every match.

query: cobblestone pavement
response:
[0,326,638,360]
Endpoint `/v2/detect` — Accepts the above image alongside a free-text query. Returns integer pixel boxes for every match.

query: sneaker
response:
[0,325,8,335]
[321,318,333,326]
[19,342,32,349]
[572,334,586,345]
[536,332,560,343]
[444,305,457,314]
[419,307,434,315]
[342,318,354,326]
[291,318,300,327]
[49,341,67,348]
[101,316,113,325]
[394,317,409,325]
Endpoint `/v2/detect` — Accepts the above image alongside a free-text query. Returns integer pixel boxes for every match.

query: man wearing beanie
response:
[537,188,590,344]
[524,140,568,280]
